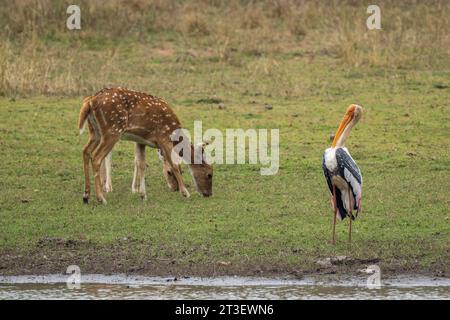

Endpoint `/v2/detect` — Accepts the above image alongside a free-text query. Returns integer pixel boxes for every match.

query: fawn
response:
[79,87,212,204]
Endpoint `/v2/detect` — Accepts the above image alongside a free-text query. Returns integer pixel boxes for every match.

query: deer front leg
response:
[133,143,147,200]
[131,144,145,195]
[132,154,139,194]
[158,149,179,192]
[161,144,190,198]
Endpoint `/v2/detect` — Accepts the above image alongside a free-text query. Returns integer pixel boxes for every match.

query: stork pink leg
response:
[331,185,337,245]
[348,192,352,243]
[348,215,353,243]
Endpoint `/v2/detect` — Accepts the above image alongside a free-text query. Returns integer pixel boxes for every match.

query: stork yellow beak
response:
[331,112,352,147]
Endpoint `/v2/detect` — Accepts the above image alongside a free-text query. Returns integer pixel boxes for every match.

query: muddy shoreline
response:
[0,245,447,278]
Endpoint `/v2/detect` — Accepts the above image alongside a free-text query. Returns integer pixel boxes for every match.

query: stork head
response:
[348,104,363,122]
[331,104,363,147]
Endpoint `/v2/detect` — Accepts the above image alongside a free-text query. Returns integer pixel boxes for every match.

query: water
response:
[0,274,449,299]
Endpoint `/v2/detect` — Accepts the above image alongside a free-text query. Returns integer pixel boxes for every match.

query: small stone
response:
[316,258,332,267]
[217,102,226,110]
[264,104,273,110]
[334,255,347,262]
[331,256,349,265]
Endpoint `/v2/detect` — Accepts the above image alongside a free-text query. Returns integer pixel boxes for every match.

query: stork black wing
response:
[335,148,362,184]
[335,148,362,214]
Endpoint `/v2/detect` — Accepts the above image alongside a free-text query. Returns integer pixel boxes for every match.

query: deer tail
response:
[78,96,92,135]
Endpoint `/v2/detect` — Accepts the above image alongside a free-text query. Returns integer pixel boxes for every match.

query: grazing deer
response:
[98,145,180,200]
[79,87,213,204]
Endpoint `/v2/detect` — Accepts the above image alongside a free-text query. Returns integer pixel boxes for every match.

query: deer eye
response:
[207,173,212,179]
[167,171,172,176]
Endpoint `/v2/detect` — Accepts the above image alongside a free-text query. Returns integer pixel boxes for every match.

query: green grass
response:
[0,44,449,276]
[1,0,450,275]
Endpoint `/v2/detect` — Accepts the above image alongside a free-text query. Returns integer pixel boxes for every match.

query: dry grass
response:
[0,0,449,96]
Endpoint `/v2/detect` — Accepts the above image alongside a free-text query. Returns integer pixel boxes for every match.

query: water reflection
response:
[0,275,449,300]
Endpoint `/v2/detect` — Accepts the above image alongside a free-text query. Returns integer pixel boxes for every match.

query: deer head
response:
[188,142,213,197]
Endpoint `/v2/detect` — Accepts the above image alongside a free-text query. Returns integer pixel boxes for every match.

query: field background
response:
[0,0,449,276]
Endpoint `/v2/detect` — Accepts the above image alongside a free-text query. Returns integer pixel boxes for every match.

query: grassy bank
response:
[0,1,449,276]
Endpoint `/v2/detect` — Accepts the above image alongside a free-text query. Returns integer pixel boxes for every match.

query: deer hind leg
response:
[132,143,147,200]
[160,143,190,198]
[92,135,119,204]
[82,121,99,203]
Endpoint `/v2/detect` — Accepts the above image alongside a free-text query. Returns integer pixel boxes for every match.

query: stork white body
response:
[323,147,362,221]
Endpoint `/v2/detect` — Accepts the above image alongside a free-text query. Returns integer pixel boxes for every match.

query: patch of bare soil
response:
[0,241,447,278]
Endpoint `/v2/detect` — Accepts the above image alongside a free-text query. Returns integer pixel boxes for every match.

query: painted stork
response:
[322,104,363,244]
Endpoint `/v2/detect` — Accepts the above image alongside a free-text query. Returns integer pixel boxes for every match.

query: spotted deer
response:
[86,118,175,198]
[79,87,213,204]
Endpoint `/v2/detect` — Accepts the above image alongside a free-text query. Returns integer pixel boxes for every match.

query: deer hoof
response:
[83,195,89,204]
[98,197,107,205]
[140,194,147,201]
[181,188,190,198]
